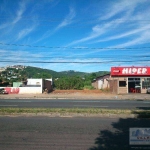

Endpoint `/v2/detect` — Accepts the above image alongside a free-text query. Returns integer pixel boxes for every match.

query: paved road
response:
[0,99,150,109]
[0,116,149,150]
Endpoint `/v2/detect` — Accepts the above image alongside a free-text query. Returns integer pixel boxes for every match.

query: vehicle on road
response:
[147,87,150,94]
[0,88,8,94]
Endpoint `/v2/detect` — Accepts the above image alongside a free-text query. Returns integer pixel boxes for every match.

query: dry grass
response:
[0,108,149,118]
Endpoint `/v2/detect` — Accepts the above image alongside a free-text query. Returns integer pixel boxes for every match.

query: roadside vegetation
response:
[54,74,97,90]
[0,65,110,90]
[0,108,149,118]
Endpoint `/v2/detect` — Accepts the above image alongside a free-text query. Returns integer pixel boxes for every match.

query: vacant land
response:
[50,89,117,99]
[51,89,105,94]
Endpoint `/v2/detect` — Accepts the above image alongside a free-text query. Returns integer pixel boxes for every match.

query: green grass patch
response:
[0,108,149,118]
[0,108,143,113]
[83,85,95,90]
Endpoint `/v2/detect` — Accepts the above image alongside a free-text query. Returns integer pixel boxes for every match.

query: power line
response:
[0,60,149,64]
[0,54,150,59]
[1,18,150,24]
[1,16,150,22]
[1,22,150,29]
[1,17,150,29]
[0,48,147,53]
[0,42,150,50]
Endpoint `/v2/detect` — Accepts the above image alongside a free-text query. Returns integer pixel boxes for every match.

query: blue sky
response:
[0,0,150,72]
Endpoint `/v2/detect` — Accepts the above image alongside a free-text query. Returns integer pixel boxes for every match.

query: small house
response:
[92,74,110,89]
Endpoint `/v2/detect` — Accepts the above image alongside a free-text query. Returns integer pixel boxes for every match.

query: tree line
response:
[54,73,97,90]
[0,66,109,89]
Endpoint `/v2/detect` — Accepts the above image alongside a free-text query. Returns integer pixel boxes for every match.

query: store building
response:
[110,67,150,94]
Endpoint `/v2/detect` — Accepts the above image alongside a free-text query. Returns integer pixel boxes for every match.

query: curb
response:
[0,97,150,100]
[0,113,138,118]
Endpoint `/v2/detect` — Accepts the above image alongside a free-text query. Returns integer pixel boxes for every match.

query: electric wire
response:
[0,60,149,64]
[0,42,150,50]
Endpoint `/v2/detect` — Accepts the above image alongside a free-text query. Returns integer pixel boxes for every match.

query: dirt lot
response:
[51,89,104,94]
[50,90,113,98]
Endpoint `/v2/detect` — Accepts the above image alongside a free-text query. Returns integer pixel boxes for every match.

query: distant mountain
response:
[24,67,91,78]
[24,66,61,78]
[59,70,89,77]
[24,67,110,78]
[94,71,110,77]
[1,65,110,79]
[0,65,110,88]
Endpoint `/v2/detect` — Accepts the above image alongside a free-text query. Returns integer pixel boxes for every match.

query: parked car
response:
[0,88,8,94]
[147,87,150,94]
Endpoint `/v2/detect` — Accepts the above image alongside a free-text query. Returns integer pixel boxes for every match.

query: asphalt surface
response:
[0,116,150,150]
[1,93,150,100]
[0,99,150,109]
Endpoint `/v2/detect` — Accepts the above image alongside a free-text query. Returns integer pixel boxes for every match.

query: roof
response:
[93,74,110,82]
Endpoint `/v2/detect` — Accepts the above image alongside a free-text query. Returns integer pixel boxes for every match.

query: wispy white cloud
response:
[66,21,115,46]
[67,0,150,47]
[92,4,150,44]
[0,1,27,38]
[100,0,147,20]
[55,7,75,31]
[12,1,26,24]
[0,50,43,62]
[114,30,150,48]
[35,7,76,43]
[92,24,150,43]
[16,26,36,40]
[1,0,150,72]
[66,1,138,47]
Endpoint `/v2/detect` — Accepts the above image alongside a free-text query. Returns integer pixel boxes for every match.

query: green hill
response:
[24,66,110,79]
[0,65,110,81]
[24,67,90,78]
[0,65,110,88]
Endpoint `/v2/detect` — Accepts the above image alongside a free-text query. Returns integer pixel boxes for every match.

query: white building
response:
[3,78,53,94]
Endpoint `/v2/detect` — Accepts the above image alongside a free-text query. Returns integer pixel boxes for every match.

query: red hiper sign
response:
[111,67,150,76]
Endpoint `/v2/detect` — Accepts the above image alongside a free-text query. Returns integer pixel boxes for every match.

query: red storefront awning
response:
[111,67,150,77]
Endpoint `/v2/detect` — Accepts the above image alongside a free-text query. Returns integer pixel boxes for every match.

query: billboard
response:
[130,128,150,145]
[111,67,150,76]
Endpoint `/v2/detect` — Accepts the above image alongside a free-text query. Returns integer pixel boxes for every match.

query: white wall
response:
[3,78,50,94]
[27,79,43,91]
[98,80,103,89]
[97,79,109,89]
[3,87,42,94]
[19,87,42,94]
[27,79,43,86]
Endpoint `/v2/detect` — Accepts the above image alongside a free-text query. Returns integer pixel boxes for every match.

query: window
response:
[128,78,140,82]
[142,78,150,89]
[119,81,126,87]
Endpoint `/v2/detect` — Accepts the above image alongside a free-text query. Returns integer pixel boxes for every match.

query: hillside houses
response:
[6,65,25,69]
[0,67,6,72]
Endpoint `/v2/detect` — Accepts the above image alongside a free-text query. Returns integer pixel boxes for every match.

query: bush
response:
[83,85,95,90]
[54,76,84,90]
